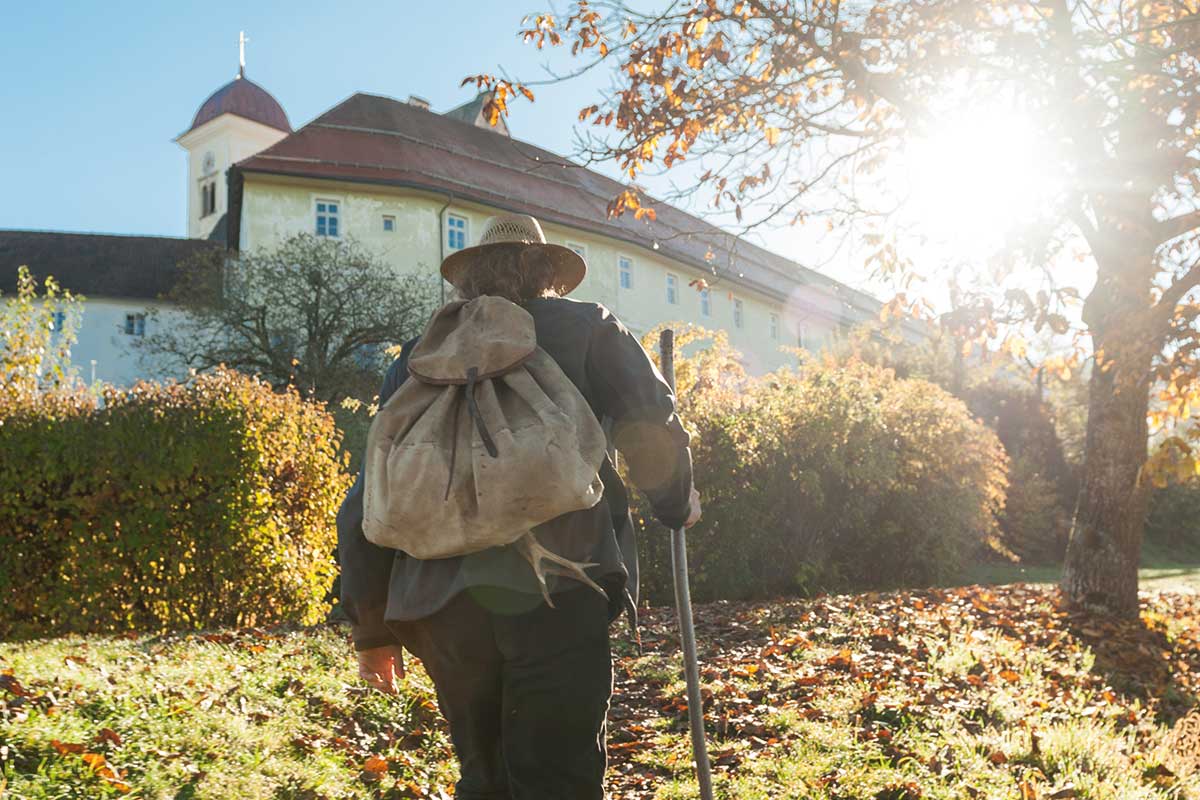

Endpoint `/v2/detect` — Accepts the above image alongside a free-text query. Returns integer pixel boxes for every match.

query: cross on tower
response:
[238,31,248,78]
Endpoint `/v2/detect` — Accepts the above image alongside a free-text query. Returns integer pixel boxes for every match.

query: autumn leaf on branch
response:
[475,0,1200,617]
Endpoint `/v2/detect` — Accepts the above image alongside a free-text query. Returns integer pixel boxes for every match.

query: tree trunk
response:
[1060,328,1152,618]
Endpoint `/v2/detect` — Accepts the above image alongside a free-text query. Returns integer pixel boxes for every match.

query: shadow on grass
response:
[953,556,1200,725]
[1060,604,1198,726]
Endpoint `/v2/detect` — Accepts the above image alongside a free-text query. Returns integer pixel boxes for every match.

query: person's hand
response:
[357,644,405,693]
[685,488,702,528]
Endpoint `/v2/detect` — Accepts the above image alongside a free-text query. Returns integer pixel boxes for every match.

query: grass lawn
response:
[963,540,1200,594]
[4,585,1199,799]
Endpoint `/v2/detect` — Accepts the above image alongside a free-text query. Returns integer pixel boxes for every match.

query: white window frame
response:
[770,313,780,340]
[566,241,588,259]
[666,273,679,305]
[733,298,744,329]
[617,255,634,290]
[315,198,341,238]
[382,214,396,233]
[699,288,711,317]
[446,213,469,251]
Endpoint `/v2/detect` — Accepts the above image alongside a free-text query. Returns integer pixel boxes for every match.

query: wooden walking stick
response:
[659,328,715,800]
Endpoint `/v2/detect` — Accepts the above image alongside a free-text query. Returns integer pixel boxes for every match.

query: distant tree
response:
[1,265,84,402]
[475,0,1200,617]
[141,234,435,404]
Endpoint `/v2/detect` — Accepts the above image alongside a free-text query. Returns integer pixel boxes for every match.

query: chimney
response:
[408,95,431,110]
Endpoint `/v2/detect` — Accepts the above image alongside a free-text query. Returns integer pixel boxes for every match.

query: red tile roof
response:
[186,75,291,136]
[228,92,877,320]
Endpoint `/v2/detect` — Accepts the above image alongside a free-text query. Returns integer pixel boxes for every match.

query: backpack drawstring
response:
[465,367,499,458]
[444,367,499,502]
[441,367,496,501]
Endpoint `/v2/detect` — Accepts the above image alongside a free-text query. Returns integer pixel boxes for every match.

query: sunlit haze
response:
[895,108,1064,250]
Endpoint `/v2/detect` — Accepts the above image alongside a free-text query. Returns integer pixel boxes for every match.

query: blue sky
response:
[0,1,619,237]
[2,1,899,294]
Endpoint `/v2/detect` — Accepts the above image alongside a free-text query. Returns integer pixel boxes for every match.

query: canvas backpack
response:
[362,296,609,604]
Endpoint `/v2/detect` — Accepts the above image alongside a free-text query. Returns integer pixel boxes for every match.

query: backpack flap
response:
[407,298,536,384]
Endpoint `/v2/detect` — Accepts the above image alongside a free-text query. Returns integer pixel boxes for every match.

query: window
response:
[700,288,711,317]
[124,313,146,337]
[447,214,468,251]
[734,298,744,329]
[618,256,633,290]
[50,310,66,332]
[316,200,340,237]
[201,182,217,217]
[770,313,780,340]
[567,242,588,258]
[666,273,679,305]
[797,325,809,350]
[382,215,396,232]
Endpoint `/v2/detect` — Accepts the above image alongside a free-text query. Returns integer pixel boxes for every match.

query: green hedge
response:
[1146,483,1200,559]
[633,326,1009,603]
[0,369,351,639]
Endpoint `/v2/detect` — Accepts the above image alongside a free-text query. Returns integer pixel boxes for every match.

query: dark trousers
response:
[394,586,613,800]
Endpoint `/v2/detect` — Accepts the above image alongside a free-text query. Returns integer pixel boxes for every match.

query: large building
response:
[213,89,883,374]
[4,51,886,386]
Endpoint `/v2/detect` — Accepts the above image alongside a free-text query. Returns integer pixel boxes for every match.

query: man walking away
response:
[338,213,701,799]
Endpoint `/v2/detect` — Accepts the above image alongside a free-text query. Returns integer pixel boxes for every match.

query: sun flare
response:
[896,108,1063,248]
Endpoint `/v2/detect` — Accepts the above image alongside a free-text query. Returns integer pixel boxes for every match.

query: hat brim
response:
[440,242,586,297]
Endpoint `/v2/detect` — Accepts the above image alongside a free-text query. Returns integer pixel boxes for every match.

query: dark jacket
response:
[337,297,693,650]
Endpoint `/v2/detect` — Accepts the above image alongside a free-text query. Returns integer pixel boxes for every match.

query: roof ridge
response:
[236,91,885,313]
[0,228,206,243]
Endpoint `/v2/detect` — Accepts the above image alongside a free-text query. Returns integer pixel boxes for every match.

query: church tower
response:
[176,33,291,240]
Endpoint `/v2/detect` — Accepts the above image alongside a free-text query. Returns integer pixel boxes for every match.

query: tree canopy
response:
[141,235,435,404]
[474,0,1200,615]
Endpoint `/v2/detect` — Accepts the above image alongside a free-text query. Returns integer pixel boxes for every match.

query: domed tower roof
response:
[186,72,291,135]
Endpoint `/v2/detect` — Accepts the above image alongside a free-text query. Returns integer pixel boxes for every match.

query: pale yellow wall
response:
[240,177,443,282]
[178,115,289,239]
[239,176,840,373]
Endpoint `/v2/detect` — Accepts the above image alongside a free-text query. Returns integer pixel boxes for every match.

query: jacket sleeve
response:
[585,308,694,530]
[337,352,410,652]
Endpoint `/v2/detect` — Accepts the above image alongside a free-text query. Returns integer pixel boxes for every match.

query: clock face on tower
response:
[202,152,216,175]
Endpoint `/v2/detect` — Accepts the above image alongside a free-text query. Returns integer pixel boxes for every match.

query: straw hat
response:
[440,213,587,296]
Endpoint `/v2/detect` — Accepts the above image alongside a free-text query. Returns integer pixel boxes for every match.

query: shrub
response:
[835,323,1077,564]
[1146,482,1200,558]
[1,264,84,402]
[634,327,1008,603]
[0,368,351,639]
[963,380,1074,562]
